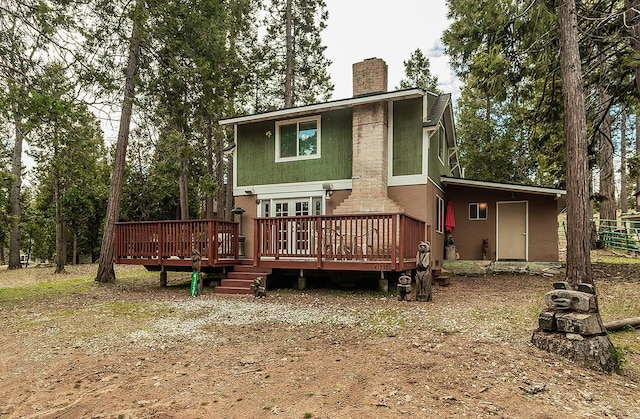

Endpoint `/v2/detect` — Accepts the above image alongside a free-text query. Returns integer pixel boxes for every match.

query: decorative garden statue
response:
[397,273,412,301]
[190,249,203,296]
[415,241,432,302]
[252,276,267,298]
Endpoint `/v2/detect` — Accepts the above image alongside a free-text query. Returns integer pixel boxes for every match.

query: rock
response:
[544,289,597,312]
[538,309,557,332]
[556,312,606,335]
[520,383,546,394]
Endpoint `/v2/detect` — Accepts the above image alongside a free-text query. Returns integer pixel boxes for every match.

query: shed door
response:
[497,201,527,261]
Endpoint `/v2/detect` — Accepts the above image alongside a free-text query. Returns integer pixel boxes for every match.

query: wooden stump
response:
[531,330,614,372]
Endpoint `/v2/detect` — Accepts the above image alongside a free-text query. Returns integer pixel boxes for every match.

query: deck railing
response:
[254,213,426,271]
[115,219,239,266]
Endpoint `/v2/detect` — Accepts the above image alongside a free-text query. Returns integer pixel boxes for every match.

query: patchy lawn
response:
[0,262,638,418]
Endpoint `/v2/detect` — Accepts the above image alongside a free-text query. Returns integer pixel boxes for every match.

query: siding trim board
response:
[219,89,426,126]
[234,179,353,198]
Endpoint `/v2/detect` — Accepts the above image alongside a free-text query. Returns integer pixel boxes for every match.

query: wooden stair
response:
[431,269,451,286]
[214,260,272,295]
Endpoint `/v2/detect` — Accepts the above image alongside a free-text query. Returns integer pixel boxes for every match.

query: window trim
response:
[469,202,488,220]
[436,195,445,234]
[437,126,446,165]
[275,116,321,163]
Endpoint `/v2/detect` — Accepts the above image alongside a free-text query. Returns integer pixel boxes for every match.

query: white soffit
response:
[441,176,566,196]
[219,89,425,126]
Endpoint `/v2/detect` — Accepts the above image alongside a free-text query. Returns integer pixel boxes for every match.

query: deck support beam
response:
[298,269,306,290]
[378,271,388,292]
[160,266,167,287]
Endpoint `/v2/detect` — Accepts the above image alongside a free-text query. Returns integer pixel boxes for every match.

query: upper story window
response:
[275,116,321,162]
[469,202,488,220]
[438,126,446,164]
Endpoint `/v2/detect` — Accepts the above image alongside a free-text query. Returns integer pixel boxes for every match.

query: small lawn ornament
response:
[252,276,267,298]
[481,238,489,260]
[190,249,202,297]
[397,273,412,301]
[415,241,432,302]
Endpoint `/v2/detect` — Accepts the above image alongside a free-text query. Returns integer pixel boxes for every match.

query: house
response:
[216,57,565,287]
[113,57,565,291]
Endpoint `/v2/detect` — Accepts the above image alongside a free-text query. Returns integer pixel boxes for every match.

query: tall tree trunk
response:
[626,0,640,98]
[205,120,214,219]
[72,228,77,265]
[54,167,66,273]
[625,1,640,207]
[558,0,592,287]
[598,88,616,225]
[637,115,640,206]
[8,114,23,269]
[95,0,144,283]
[621,108,628,214]
[284,0,293,108]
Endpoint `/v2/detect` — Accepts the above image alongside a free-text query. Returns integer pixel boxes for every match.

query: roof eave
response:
[440,176,566,196]
[219,89,425,126]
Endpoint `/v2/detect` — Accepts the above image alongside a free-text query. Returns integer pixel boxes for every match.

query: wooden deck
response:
[115,219,240,270]
[114,213,427,273]
[252,213,426,272]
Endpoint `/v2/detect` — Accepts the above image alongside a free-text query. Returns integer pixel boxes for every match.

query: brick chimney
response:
[334,58,403,214]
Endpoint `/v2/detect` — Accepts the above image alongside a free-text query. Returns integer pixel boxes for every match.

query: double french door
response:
[262,197,323,255]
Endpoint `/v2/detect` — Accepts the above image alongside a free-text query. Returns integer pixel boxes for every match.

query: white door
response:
[268,198,322,254]
[496,201,528,261]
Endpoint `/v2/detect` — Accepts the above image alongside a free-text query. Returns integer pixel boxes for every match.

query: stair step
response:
[432,276,451,286]
[232,265,272,274]
[227,272,269,280]
[214,286,254,295]
[220,279,254,288]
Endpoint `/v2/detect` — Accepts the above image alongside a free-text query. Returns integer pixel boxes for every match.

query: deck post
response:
[378,271,388,292]
[160,266,167,287]
[298,269,306,290]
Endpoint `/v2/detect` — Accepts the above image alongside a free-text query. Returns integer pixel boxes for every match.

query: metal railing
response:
[558,218,640,253]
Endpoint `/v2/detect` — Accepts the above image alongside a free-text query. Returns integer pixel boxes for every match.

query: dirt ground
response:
[0,262,639,418]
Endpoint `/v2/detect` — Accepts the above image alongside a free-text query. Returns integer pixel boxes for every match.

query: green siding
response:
[392,98,423,176]
[428,126,449,186]
[237,109,352,186]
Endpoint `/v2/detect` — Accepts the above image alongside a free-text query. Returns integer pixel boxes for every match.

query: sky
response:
[322,0,459,99]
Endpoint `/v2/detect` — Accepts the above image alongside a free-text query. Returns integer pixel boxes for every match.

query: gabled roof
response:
[218,88,426,126]
[423,94,461,177]
[423,93,451,128]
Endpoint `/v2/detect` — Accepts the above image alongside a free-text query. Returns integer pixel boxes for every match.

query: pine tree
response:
[397,48,440,93]
[259,0,333,109]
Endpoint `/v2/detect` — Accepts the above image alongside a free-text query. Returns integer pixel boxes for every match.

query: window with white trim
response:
[436,195,445,234]
[469,202,488,220]
[275,116,320,162]
[438,127,446,164]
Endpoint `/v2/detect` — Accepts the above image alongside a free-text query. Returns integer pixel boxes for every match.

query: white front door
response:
[496,201,528,261]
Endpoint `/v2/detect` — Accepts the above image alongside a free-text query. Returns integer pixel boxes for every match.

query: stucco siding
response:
[445,186,560,262]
